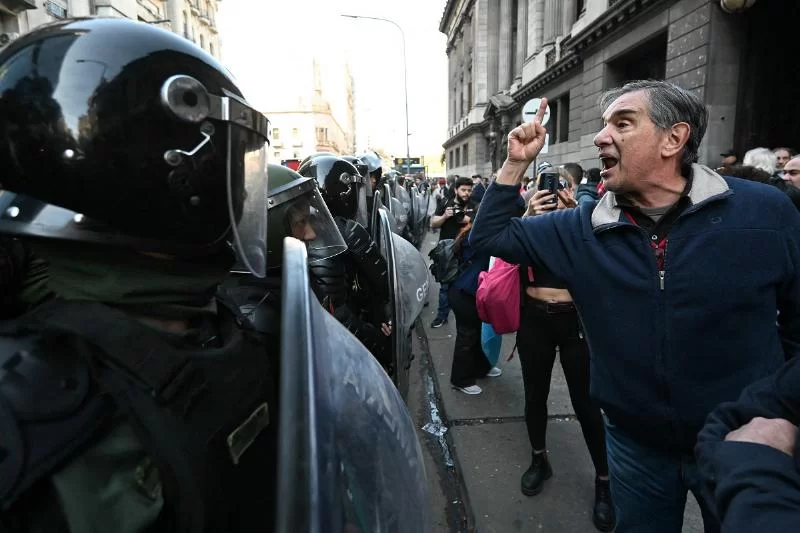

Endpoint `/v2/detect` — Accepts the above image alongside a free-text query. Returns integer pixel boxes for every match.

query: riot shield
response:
[392,184,411,238]
[277,237,429,533]
[376,209,430,400]
[370,188,396,243]
[408,185,428,249]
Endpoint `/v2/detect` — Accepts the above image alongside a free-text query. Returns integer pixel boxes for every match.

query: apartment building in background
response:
[266,57,357,163]
[441,0,795,177]
[0,0,220,59]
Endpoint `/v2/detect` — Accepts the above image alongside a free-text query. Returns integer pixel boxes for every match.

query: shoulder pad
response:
[0,329,114,508]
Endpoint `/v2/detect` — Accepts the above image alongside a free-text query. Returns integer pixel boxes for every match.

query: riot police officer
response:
[298,153,394,369]
[0,18,279,532]
[220,163,348,334]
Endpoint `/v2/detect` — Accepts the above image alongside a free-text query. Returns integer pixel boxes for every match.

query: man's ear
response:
[662,122,691,159]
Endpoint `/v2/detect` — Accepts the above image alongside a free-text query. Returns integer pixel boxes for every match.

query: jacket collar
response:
[590,164,730,229]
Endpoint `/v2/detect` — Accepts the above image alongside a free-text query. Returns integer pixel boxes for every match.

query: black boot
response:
[592,477,616,532]
[520,452,552,496]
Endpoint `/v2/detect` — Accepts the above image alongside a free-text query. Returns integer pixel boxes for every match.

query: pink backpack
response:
[476,258,532,334]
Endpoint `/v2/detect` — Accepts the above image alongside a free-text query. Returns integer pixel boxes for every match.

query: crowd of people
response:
[435,80,800,532]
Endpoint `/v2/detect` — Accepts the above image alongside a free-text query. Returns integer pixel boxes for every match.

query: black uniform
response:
[310,216,391,366]
[0,17,277,532]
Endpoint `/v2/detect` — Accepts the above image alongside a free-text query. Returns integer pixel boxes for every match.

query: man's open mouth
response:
[600,156,618,175]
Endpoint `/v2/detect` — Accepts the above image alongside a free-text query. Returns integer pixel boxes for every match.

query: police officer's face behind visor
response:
[287,198,317,243]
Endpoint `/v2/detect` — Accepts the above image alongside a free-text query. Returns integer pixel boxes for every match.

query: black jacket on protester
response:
[696,355,800,532]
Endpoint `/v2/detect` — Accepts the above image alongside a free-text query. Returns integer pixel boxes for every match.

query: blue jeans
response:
[436,282,451,321]
[605,418,720,533]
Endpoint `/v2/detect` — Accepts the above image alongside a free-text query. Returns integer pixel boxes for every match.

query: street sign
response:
[522,98,551,126]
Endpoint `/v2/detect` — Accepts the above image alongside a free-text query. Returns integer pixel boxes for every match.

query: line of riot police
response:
[0,17,428,533]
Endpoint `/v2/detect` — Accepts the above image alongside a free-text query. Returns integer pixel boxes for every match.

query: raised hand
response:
[507,98,549,165]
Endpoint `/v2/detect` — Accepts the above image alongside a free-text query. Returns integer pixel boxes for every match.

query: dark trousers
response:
[448,286,491,387]
[516,298,608,475]
[436,282,451,321]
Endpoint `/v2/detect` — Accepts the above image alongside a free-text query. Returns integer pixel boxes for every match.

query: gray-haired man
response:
[470,80,800,532]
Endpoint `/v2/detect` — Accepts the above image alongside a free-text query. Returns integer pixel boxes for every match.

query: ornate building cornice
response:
[441,0,476,54]
[561,0,672,54]
[513,52,582,105]
[442,121,488,148]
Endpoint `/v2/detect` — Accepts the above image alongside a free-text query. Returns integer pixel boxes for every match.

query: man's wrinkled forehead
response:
[601,90,648,123]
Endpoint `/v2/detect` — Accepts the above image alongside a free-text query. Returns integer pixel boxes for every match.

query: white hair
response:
[743,147,777,175]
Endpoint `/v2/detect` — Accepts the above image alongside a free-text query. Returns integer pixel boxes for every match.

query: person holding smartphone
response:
[520,166,615,532]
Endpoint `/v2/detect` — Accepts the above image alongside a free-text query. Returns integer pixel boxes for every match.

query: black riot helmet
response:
[297,154,360,220]
[340,155,370,227]
[357,149,383,185]
[341,155,368,179]
[0,18,271,276]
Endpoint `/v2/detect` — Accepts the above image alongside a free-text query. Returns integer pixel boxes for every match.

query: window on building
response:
[463,143,469,165]
[274,151,281,159]
[449,150,454,168]
[576,0,586,17]
[272,128,280,140]
[183,11,188,38]
[467,68,473,112]
[455,147,461,167]
[452,88,457,124]
[200,34,205,49]
[292,128,299,137]
[315,127,328,143]
[209,42,215,56]
[293,152,300,158]
[606,32,667,88]
[558,94,570,143]
[459,90,464,117]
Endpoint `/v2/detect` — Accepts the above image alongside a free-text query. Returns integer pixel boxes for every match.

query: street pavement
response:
[406,231,704,533]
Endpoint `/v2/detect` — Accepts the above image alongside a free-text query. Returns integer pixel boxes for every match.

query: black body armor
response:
[0,298,279,532]
[308,217,391,365]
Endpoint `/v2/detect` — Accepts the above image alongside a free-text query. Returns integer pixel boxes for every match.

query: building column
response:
[474,0,489,104]
[562,0,576,36]
[542,0,562,46]
[498,0,513,90]
[514,0,527,80]
[527,0,545,57]
[487,0,499,95]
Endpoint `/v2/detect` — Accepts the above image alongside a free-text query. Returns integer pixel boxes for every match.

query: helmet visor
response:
[227,124,269,277]
[282,187,347,264]
[355,181,369,228]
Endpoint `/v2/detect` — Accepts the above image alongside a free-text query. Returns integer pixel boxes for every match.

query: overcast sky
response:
[218,0,448,158]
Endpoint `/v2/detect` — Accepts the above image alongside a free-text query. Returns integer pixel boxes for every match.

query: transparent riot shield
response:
[408,185,428,249]
[370,188,396,243]
[376,209,429,400]
[276,237,429,533]
[392,184,411,238]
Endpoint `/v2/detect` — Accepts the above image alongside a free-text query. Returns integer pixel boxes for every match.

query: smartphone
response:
[538,171,560,204]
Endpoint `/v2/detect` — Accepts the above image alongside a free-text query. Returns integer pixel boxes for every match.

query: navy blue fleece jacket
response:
[470,164,800,452]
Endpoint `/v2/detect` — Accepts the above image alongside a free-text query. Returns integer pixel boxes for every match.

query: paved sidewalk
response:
[407,233,703,533]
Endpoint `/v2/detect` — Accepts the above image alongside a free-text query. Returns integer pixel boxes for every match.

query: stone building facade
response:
[0,0,221,59]
[441,0,796,177]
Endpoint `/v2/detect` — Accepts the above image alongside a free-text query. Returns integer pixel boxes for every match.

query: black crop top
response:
[524,262,568,290]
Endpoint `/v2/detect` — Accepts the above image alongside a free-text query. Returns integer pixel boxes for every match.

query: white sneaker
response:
[486,366,503,377]
[453,384,482,395]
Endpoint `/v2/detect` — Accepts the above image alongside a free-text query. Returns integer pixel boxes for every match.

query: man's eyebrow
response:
[602,108,638,122]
